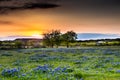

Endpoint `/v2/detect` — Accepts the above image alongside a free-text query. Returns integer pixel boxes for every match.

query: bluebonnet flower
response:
[33,65,50,73]
[62,67,67,72]
[1,68,19,77]
[116,70,120,73]
[54,67,61,72]
[22,73,26,76]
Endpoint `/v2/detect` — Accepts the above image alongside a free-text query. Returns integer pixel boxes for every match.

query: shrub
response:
[24,52,32,54]
[1,53,13,56]
[65,68,74,73]
[74,72,83,79]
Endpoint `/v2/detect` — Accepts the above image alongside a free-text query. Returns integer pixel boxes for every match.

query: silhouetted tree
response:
[15,41,23,48]
[43,30,61,48]
[0,41,2,46]
[43,31,52,47]
[62,31,77,48]
[51,30,61,48]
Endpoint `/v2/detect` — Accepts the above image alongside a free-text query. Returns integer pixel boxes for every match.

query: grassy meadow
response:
[0,47,120,80]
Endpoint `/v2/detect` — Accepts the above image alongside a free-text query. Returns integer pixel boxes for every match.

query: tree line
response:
[43,30,77,48]
[0,30,77,49]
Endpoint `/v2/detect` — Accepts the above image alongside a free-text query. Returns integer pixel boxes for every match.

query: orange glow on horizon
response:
[0,10,120,38]
[27,31,43,38]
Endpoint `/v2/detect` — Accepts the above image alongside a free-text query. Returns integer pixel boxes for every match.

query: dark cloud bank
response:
[60,0,120,15]
[0,0,120,14]
[0,0,60,14]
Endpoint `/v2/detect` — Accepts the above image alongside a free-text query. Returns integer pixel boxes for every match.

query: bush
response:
[65,68,74,73]
[74,72,83,79]
[1,53,13,56]
[24,52,32,54]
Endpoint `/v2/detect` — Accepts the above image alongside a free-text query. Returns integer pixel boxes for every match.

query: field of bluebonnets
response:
[0,47,120,80]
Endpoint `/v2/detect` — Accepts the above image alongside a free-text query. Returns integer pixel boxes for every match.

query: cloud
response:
[77,33,120,40]
[67,0,120,7]
[60,0,120,15]
[0,0,60,14]
[0,20,13,25]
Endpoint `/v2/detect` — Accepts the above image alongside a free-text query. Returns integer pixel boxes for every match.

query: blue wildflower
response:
[22,73,26,76]
[54,67,61,72]
[1,68,19,77]
[116,70,120,73]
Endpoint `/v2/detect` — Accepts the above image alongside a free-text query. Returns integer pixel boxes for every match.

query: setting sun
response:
[32,34,41,37]
[31,31,43,38]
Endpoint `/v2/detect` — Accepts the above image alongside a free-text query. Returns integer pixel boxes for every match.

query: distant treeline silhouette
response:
[0,30,77,49]
[0,30,120,49]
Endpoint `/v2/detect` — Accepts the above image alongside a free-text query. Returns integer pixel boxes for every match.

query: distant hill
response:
[78,38,120,42]
[15,38,42,42]
[0,33,120,41]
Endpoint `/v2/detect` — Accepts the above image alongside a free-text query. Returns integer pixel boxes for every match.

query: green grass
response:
[0,47,120,80]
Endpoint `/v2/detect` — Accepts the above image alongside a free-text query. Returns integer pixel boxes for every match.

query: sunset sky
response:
[0,0,120,40]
